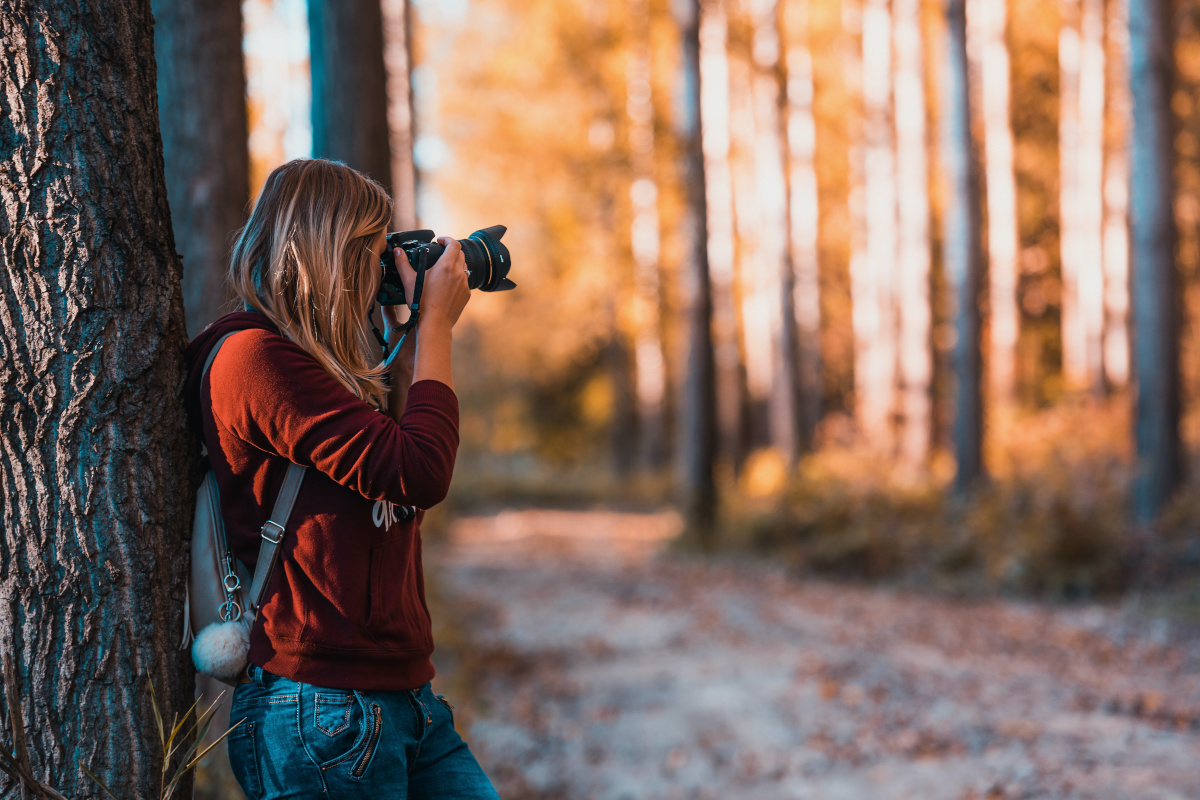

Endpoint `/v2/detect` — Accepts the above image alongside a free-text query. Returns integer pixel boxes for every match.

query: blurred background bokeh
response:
[165,0,1200,795]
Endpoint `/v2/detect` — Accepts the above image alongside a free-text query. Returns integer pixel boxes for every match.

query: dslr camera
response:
[377,225,514,306]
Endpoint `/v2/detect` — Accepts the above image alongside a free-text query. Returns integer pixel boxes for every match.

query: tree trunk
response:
[856,0,898,450]
[1128,0,1181,521]
[893,0,933,468]
[0,2,195,798]
[1078,0,1107,391]
[699,0,745,474]
[968,0,1020,405]
[1102,0,1131,387]
[382,0,418,228]
[677,0,718,542]
[1059,0,1085,385]
[627,0,669,471]
[941,0,986,490]
[782,13,822,456]
[309,0,393,191]
[153,0,249,338]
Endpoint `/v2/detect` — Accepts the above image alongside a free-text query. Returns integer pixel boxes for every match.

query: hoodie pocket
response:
[364,542,432,652]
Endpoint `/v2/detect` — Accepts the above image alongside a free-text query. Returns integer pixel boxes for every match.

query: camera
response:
[378,225,514,306]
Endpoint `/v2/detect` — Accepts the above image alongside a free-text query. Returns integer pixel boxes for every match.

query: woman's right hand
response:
[409,237,470,330]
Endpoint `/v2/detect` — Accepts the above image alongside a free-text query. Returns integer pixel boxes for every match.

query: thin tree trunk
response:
[1078,0,1107,391]
[746,0,805,465]
[893,0,933,467]
[942,0,986,490]
[309,0,393,191]
[699,0,745,472]
[0,2,194,797]
[628,0,669,470]
[857,0,898,449]
[154,0,249,336]
[382,0,418,228]
[783,12,822,455]
[678,0,718,542]
[969,0,1020,404]
[1128,0,1181,521]
[1103,0,1131,387]
[1059,0,1083,384]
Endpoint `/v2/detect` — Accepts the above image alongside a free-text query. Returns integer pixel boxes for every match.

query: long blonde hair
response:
[230,159,392,409]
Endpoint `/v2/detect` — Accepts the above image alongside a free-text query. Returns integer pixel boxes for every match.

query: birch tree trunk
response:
[893,0,934,467]
[1103,0,1131,387]
[678,0,718,541]
[0,2,195,797]
[699,1,746,471]
[382,0,418,229]
[783,18,823,455]
[309,0,393,191]
[968,0,1020,404]
[856,0,898,449]
[628,0,669,469]
[1128,0,1181,521]
[942,0,986,490]
[153,0,249,336]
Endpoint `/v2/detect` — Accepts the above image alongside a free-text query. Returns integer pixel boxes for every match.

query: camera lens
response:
[460,225,515,292]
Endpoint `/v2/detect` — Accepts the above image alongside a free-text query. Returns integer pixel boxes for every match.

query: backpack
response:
[178,331,306,685]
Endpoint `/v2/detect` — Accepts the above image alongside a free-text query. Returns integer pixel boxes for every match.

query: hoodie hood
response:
[185,310,281,438]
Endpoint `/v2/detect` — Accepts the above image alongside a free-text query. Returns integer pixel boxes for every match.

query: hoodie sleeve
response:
[207,328,459,509]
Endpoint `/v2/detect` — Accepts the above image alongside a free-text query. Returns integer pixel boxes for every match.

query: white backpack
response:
[179,331,306,685]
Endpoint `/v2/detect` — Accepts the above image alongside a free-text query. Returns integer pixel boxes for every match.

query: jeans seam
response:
[294,683,330,793]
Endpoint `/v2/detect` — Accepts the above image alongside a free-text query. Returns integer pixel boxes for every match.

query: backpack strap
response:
[247,462,305,614]
[200,330,307,618]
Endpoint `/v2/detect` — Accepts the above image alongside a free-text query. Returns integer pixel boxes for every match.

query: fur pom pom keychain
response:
[192,619,251,682]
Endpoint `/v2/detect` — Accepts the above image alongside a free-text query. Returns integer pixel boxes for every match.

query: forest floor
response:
[430,508,1200,800]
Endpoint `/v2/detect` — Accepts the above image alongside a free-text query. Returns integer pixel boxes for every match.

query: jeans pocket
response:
[227,720,262,800]
[314,693,353,736]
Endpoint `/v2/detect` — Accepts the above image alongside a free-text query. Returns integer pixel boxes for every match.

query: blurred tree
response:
[153,0,249,336]
[678,0,718,541]
[1059,0,1106,391]
[699,0,746,474]
[941,0,985,490]
[893,0,933,466]
[626,0,670,470]
[382,0,418,228]
[855,0,898,450]
[1128,0,1181,520]
[309,0,393,191]
[1102,0,1131,387]
[780,0,822,456]
[968,0,1020,405]
[0,1,194,797]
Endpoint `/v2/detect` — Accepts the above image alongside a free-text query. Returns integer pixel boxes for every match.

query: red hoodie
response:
[185,312,458,691]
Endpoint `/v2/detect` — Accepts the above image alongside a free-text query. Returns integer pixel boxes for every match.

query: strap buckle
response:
[261,519,286,544]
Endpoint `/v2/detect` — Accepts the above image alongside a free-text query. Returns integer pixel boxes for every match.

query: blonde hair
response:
[230,159,393,409]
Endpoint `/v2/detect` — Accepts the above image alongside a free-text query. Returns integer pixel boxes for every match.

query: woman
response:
[184,158,498,799]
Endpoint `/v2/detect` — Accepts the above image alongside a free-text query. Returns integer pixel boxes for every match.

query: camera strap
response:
[375,260,430,370]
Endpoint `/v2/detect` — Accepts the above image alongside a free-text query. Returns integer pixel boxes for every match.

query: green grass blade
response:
[148,678,166,750]
[79,760,121,800]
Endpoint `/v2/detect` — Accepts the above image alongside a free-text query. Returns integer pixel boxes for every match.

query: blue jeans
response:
[227,664,499,799]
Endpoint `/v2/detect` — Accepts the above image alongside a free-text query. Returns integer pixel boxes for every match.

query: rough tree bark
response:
[1128,0,1181,521]
[153,0,249,337]
[677,0,718,543]
[309,0,393,191]
[941,0,986,491]
[0,2,195,798]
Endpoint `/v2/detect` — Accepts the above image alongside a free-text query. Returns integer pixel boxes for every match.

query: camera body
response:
[378,225,514,306]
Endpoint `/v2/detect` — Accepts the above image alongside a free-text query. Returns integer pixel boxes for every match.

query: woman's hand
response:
[418,237,471,329]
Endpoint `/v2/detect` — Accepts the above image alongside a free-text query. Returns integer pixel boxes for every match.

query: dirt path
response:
[431,509,1200,800]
